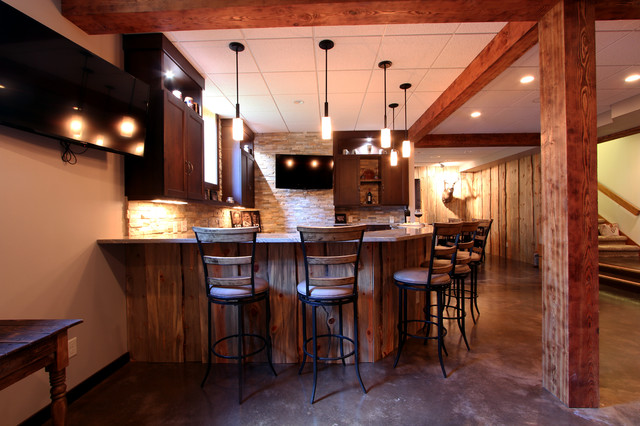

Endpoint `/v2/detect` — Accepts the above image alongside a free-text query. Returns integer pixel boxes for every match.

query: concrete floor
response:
[57,256,640,425]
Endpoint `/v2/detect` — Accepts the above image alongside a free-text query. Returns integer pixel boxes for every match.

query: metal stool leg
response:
[298,302,308,375]
[353,299,366,394]
[436,288,447,378]
[237,304,244,404]
[201,303,212,387]
[393,286,406,368]
[311,305,318,404]
[458,277,470,351]
[265,292,277,376]
[339,304,345,366]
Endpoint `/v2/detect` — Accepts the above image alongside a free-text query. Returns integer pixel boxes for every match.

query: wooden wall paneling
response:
[145,244,184,362]
[379,242,398,359]
[481,168,491,223]
[181,244,205,362]
[489,164,500,255]
[519,156,535,263]
[268,243,299,364]
[125,245,150,361]
[460,172,472,220]
[533,153,542,259]
[498,163,507,258]
[358,242,376,362]
[539,0,599,407]
[505,159,520,260]
[474,170,483,220]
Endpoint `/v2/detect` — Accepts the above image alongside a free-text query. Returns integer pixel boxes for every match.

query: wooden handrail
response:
[598,182,640,216]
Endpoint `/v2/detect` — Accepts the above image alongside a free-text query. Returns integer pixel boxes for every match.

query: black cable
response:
[60,140,88,165]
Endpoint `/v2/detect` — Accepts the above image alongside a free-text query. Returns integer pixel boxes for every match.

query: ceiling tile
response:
[597,32,640,66]
[273,94,320,115]
[431,33,496,68]
[320,70,373,95]
[237,95,278,113]
[455,22,506,34]
[378,34,452,69]
[595,20,640,31]
[317,36,382,71]
[207,72,270,97]
[242,110,286,133]
[247,38,316,72]
[177,40,260,74]
[263,71,318,95]
[414,68,464,92]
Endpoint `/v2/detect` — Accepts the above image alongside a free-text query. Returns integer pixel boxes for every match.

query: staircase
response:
[598,218,640,292]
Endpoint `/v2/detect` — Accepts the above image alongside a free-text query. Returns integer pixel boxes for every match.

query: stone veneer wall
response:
[254,132,334,233]
[127,201,232,236]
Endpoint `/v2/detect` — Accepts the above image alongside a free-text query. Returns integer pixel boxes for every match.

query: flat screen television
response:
[275,154,333,189]
[0,2,149,156]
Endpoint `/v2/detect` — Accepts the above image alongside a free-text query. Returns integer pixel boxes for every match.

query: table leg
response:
[45,365,67,426]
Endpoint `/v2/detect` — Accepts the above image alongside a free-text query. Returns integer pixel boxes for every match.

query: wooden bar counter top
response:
[98,227,432,364]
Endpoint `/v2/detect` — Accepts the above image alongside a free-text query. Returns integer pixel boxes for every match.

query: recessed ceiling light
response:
[625,74,640,83]
[165,70,174,79]
[520,75,535,84]
[0,84,5,89]
[470,111,482,118]
[293,99,304,104]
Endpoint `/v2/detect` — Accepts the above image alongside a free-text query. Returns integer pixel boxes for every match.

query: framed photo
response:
[250,210,261,232]
[230,210,243,228]
[335,213,347,224]
[241,211,252,227]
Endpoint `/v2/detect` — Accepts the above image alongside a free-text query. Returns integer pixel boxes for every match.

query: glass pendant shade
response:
[322,115,332,140]
[381,128,391,148]
[390,149,398,166]
[402,139,411,158]
[232,117,244,141]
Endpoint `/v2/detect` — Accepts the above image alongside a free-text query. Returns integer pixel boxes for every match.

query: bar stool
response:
[393,222,461,378]
[193,226,276,404]
[297,225,367,404]
[468,218,493,322]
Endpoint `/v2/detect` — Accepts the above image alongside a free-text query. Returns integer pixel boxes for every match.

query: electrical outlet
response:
[68,337,78,358]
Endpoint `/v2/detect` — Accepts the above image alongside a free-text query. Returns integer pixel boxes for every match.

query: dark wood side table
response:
[0,319,82,426]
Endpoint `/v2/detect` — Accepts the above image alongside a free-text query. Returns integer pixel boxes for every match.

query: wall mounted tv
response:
[0,2,149,157]
[275,154,333,190]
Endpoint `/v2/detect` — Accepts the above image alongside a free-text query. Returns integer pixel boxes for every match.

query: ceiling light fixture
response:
[400,83,411,158]
[319,39,334,140]
[625,74,640,83]
[520,75,535,84]
[379,60,392,149]
[389,102,399,166]
[471,111,482,118]
[229,42,245,141]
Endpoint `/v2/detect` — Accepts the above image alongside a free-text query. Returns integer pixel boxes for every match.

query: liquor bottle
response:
[366,191,373,204]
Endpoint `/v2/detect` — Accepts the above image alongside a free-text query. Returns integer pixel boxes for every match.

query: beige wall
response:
[0,2,127,424]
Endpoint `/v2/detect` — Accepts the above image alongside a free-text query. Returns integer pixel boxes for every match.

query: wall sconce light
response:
[229,42,245,141]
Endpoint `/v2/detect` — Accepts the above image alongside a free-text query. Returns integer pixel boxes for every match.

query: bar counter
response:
[98,227,432,364]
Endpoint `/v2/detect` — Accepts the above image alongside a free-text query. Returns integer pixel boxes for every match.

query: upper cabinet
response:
[220,119,255,208]
[122,34,207,202]
[333,131,409,207]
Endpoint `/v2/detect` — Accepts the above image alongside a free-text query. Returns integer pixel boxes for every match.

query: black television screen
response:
[0,2,149,156]
[275,154,333,189]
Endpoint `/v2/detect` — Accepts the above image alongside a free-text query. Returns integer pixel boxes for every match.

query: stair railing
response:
[598,182,640,216]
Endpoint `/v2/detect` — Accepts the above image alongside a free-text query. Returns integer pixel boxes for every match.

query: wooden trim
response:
[409,22,539,144]
[597,125,640,144]
[598,182,640,216]
[414,133,540,148]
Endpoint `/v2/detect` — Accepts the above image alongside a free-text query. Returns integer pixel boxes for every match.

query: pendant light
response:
[400,83,412,158]
[389,102,399,166]
[319,39,334,140]
[378,60,392,148]
[229,42,245,141]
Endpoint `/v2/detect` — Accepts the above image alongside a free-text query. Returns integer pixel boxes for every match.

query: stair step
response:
[599,262,640,280]
[598,218,607,224]
[598,235,628,245]
[599,244,640,257]
[599,273,640,291]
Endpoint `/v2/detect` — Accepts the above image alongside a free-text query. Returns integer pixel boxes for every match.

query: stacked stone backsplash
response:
[127,201,232,236]
[336,206,405,225]
[254,132,334,233]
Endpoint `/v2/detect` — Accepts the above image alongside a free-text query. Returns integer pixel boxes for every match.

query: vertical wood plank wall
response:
[415,152,541,264]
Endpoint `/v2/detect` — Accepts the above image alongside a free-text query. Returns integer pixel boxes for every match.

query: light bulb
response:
[322,116,332,140]
[70,115,83,138]
[390,149,398,166]
[402,139,411,158]
[381,128,391,148]
[232,117,244,141]
[120,116,135,137]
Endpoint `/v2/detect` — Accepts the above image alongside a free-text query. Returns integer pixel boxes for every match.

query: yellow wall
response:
[0,1,127,424]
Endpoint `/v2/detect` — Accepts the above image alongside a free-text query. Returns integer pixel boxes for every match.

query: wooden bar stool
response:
[393,222,462,378]
[297,225,367,404]
[468,219,493,322]
[193,226,276,404]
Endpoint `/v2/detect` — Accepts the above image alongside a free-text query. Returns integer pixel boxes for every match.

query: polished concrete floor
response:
[57,256,640,425]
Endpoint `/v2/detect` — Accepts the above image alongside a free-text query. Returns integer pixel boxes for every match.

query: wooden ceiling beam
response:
[414,133,540,148]
[60,0,559,34]
[408,22,538,145]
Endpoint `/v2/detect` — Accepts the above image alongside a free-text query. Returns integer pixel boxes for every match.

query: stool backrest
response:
[430,222,463,276]
[297,225,366,297]
[471,218,493,258]
[193,226,259,296]
[457,221,480,263]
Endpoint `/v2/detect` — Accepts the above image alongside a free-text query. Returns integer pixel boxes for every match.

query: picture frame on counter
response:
[230,210,261,232]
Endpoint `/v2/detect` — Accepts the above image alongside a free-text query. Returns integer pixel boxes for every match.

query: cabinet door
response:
[381,156,409,206]
[164,92,187,198]
[334,157,360,207]
[185,108,204,200]
[241,151,255,208]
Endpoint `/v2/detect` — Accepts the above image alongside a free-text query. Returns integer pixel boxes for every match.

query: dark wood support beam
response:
[409,22,539,145]
[61,0,561,34]
[414,133,540,148]
[539,0,599,408]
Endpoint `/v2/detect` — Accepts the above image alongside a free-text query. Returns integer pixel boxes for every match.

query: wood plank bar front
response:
[121,231,430,364]
[538,0,599,408]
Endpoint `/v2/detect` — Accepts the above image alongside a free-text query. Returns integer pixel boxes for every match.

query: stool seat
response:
[393,268,451,285]
[211,277,269,299]
[420,259,471,275]
[296,281,353,299]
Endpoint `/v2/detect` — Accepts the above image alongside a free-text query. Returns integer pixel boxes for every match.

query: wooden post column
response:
[538,0,599,408]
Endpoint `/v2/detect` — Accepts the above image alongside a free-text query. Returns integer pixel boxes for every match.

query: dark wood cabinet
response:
[380,155,409,206]
[334,157,360,206]
[123,34,206,202]
[221,119,255,207]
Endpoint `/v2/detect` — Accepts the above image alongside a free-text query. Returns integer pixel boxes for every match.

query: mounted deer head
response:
[442,180,456,204]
